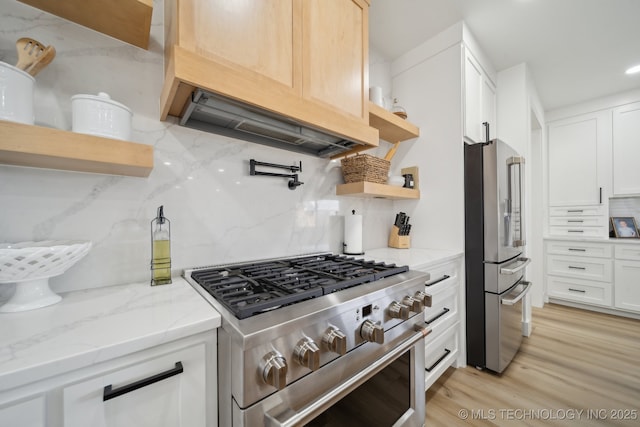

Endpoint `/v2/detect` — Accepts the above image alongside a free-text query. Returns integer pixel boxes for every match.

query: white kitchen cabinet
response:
[464,49,496,144]
[0,395,45,427]
[417,256,463,390]
[612,102,640,196]
[547,111,610,207]
[614,244,640,313]
[614,260,640,313]
[545,240,613,308]
[64,343,207,427]
[0,333,216,427]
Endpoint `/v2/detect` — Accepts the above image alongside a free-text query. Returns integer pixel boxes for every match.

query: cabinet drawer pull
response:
[568,248,586,252]
[567,220,584,223]
[568,266,586,270]
[567,230,584,233]
[425,275,450,287]
[425,307,450,325]
[567,210,583,213]
[103,361,184,402]
[425,348,452,372]
[568,288,586,293]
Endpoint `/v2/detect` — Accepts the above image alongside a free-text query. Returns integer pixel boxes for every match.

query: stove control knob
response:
[294,338,320,371]
[360,319,384,344]
[387,301,410,320]
[403,295,423,313]
[415,291,432,308]
[323,327,347,356]
[260,351,287,390]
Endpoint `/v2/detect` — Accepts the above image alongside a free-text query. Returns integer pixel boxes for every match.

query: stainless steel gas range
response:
[183,253,431,427]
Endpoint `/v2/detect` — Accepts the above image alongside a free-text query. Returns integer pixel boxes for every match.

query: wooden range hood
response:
[160,0,378,158]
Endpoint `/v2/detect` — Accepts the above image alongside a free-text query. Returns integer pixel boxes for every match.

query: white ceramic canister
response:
[71,92,132,140]
[0,61,35,125]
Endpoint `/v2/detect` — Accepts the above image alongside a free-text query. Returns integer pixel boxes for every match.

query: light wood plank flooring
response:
[426,304,640,426]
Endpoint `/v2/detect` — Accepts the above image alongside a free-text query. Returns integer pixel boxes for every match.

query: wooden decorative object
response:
[388,225,410,249]
[401,166,420,191]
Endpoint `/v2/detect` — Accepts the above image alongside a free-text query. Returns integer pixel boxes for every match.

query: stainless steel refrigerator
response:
[464,139,532,373]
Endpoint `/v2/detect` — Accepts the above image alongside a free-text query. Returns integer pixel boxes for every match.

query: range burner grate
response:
[189,254,408,319]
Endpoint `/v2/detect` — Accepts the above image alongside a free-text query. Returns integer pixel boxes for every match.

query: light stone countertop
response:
[0,277,220,392]
[361,247,463,271]
[543,236,640,244]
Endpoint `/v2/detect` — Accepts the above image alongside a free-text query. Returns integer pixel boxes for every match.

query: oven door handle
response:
[264,326,431,427]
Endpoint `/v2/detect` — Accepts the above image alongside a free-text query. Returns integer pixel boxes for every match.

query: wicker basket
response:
[341,154,390,184]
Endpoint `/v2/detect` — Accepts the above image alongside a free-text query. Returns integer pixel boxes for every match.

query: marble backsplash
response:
[0,0,398,293]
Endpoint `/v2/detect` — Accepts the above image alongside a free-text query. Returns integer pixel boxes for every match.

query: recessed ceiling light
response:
[625,64,640,75]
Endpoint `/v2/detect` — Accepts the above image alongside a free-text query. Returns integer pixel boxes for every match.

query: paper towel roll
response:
[344,214,364,255]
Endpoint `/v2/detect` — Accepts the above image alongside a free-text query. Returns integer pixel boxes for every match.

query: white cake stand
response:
[0,241,92,313]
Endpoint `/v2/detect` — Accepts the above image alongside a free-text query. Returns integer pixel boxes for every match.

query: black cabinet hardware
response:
[568,248,586,252]
[568,288,586,293]
[425,349,451,372]
[425,275,450,287]
[103,361,184,402]
[568,266,586,270]
[425,307,450,325]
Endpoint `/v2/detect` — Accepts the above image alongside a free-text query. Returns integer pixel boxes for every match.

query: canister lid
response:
[70,92,132,114]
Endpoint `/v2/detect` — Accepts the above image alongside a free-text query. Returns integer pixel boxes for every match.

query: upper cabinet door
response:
[547,111,611,206]
[179,0,297,91]
[612,102,640,196]
[464,49,496,143]
[302,0,368,121]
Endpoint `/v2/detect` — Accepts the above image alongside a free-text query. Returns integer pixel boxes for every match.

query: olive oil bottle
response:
[151,205,172,285]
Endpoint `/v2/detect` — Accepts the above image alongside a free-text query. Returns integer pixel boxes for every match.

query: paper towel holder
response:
[343,209,365,256]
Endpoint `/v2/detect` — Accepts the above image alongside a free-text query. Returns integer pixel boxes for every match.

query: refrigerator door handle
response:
[507,156,526,248]
[501,281,532,306]
[499,257,531,275]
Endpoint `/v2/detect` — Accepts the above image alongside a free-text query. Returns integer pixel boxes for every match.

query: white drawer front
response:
[424,323,459,390]
[546,240,612,258]
[549,206,604,217]
[548,217,605,227]
[424,285,458,330]
[423,261,459,293]
[547,255,612,282]
[548,226,607,238]
[548,276,612,307]
[615,244,640,261]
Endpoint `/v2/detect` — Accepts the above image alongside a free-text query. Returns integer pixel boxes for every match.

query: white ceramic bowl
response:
[71,92,132,140]
[0,61,35,124]
[0,240,92,312]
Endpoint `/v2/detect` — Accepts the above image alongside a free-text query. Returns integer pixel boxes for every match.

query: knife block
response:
[388,225,410,249]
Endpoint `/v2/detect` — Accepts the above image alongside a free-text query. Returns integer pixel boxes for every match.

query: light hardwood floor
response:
[426,304,640,426]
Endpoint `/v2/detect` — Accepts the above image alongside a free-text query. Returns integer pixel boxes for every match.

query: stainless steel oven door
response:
[239,319,428,427]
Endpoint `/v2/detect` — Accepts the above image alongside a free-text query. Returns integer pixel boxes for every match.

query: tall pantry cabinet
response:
[546,111,611,238]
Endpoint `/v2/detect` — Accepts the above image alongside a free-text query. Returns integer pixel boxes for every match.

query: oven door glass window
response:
[305,350,411,426]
